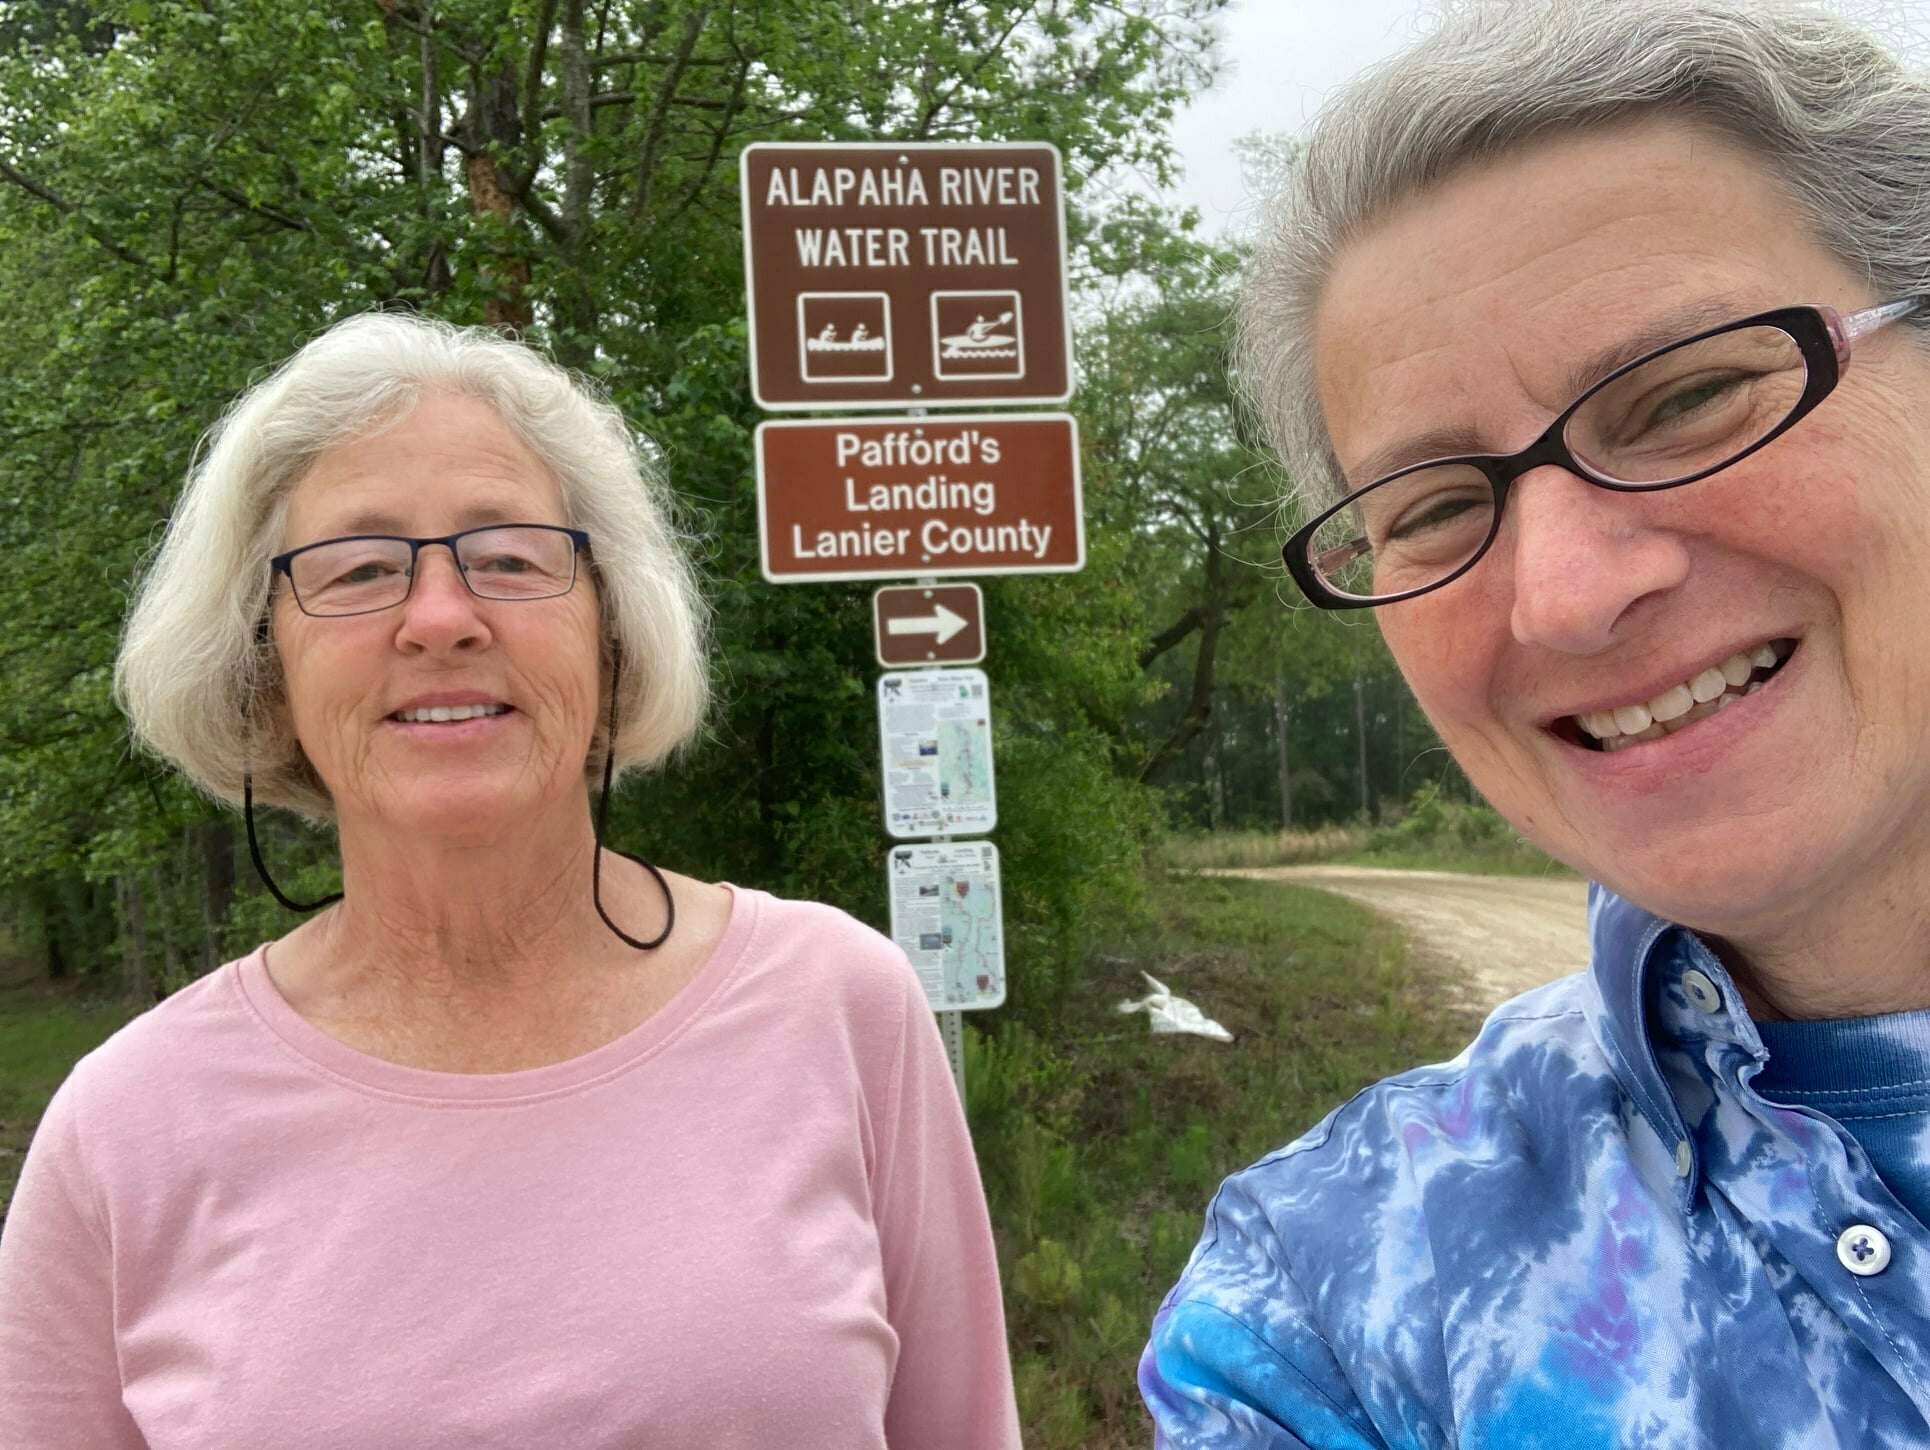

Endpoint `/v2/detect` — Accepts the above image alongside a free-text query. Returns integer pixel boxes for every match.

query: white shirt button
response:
[1674,1140,1693,1177]
[1682,969,1723,1013]
[1837,1224,1892,1276]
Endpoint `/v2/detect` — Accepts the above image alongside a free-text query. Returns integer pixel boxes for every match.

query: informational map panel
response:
[887,841,1006,1010]
[877,668,996,839]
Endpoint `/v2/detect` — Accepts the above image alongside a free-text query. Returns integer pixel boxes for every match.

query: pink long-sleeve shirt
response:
[0,886,1020,1448]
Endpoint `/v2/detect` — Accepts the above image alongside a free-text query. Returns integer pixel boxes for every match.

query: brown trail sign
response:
[741,142,1070,410]
[756,413,1082,583]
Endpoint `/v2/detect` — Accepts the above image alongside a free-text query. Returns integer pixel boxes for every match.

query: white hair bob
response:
[1239,0,1930,512]
[115,311,710,820]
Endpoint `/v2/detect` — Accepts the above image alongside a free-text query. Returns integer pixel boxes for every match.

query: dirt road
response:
[1220,865,1592,1014]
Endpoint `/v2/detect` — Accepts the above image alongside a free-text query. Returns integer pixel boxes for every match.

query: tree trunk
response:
[1203,721,1224,832]
[1274,668,1292,833]
[1140,524,1229,786]
[150,863,181,995]
[1354,675,1369,821]
[199,820,235,977]
[1394,682,1407,802]
[464,56,533,331]
[756,705,780,874]
[118,870,152,1004]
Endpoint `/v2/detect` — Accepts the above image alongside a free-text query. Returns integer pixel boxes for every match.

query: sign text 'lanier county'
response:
[756,414,1082,583]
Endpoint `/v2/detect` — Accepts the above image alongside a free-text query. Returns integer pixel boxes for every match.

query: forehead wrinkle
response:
[328,501,539,537]
[1332,255,1758,486]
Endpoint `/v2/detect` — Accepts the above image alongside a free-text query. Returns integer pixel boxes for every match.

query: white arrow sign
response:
[886,602,969,645]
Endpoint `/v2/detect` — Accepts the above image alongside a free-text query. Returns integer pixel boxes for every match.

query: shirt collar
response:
[1586,883,1718,1208]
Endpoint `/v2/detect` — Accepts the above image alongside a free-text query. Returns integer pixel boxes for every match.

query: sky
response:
[1162,0,1930,238]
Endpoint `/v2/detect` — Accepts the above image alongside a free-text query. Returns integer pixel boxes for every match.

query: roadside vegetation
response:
[969,870,1483,1446]
[1158,786,1577,879]
[0,974,136,1226]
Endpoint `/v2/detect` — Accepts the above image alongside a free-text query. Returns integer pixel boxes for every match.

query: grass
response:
[0,875,1481,1446]
[1155,824,1367,871]
[1156,796,1578,879]
[970,871,1484,1447]
[0,979,139,1227]
[1332,845,1578,877]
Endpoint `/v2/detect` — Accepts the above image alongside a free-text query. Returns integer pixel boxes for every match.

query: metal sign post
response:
[741,140,1079,1109]
[939,1000,967,1104]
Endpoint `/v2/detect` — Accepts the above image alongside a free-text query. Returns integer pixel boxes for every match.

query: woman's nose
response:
[1504,467,1691,655]
[395,545,490,649]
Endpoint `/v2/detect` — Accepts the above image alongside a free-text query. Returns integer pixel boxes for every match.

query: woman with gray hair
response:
[1144,0,1930,1444]
[0,313,1019,1448]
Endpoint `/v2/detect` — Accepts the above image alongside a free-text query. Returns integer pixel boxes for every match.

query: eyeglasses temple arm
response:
[1829,295,1928,363]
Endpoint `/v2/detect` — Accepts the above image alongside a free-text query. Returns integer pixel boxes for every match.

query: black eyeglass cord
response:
[592,655,675,950]
[241,654,674,950]
[244,773,345,912]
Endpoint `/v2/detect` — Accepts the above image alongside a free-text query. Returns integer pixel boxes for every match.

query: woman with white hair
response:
[0,313,1019,1448]
[1144,0,1930,1444]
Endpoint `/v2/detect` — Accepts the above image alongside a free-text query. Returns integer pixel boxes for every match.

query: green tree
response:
[0,0,1220,997]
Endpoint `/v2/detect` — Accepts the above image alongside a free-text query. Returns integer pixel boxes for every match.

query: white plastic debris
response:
[1115,971,1234,1043]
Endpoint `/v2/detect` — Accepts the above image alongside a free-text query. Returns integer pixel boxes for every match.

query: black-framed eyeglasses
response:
[1283,296,1928,609]
[271,524,591,618]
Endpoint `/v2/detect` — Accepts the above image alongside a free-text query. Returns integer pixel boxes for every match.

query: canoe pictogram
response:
[806,322,888,353]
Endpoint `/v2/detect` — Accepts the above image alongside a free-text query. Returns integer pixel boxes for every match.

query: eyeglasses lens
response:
[289,527,578,615]
[1307,464,1495,601]
[1565,325,1806,486]
[1305,324,1809,602]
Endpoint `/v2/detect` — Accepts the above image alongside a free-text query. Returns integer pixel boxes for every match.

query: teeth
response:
[397,703,506,723]
[1647,683,1694,723]
[1689,667,1728,703]
[1613,703,1654,735]
[1572,639,1794,749]
[1662,698,1721,733]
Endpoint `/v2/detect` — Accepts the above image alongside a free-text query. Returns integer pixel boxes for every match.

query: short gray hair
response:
[1239,0,1930,510]
[116,312,710,819]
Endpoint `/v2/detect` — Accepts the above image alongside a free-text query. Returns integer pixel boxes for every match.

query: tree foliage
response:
[0,0,1221,1000]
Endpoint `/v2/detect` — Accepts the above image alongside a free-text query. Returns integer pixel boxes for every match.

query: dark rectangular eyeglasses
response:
[1284,296,1927,609]
[271,524,590,618]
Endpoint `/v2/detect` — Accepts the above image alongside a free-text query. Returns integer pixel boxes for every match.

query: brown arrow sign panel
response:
[756,412,1083,584]
[741,141,1070,410]
[874,584,985,667]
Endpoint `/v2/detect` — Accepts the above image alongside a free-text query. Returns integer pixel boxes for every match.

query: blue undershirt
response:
[1754,1009,1930,1229]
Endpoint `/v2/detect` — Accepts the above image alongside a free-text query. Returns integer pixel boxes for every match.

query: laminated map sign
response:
[876,668,996,839]
[887,841,1005,1010]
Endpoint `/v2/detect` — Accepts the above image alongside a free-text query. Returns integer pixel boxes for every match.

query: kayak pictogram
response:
[939,312,1018,359]
[931,291,1026,380]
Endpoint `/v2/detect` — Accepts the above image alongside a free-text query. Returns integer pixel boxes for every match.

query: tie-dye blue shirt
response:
[1140,885,1930,1448]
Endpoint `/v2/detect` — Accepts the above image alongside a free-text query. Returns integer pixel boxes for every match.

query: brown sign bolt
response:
[741,141,1071,410]
[756,413,1083,583]
[874,584,985,667]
